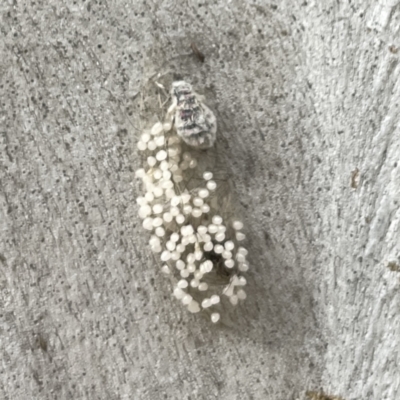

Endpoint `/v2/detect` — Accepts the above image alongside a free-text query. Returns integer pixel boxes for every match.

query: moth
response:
[167,81,217,149]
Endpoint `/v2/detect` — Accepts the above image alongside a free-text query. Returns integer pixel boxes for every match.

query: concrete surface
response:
[1,1,399,399]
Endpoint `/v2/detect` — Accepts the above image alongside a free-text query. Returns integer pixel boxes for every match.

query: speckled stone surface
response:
[1,1,399,399]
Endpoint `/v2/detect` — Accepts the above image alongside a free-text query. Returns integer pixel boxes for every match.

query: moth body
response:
[170,81,217,149]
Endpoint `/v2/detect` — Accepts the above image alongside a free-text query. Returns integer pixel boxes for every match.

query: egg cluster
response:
[134,93,249,323]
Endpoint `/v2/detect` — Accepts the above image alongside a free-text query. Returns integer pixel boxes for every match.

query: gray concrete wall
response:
[1,1,399,399]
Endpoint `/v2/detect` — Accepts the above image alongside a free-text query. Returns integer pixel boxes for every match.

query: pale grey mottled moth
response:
[167,81,217,149]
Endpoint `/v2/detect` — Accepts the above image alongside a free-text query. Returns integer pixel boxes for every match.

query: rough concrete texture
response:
[1,1,399,399]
